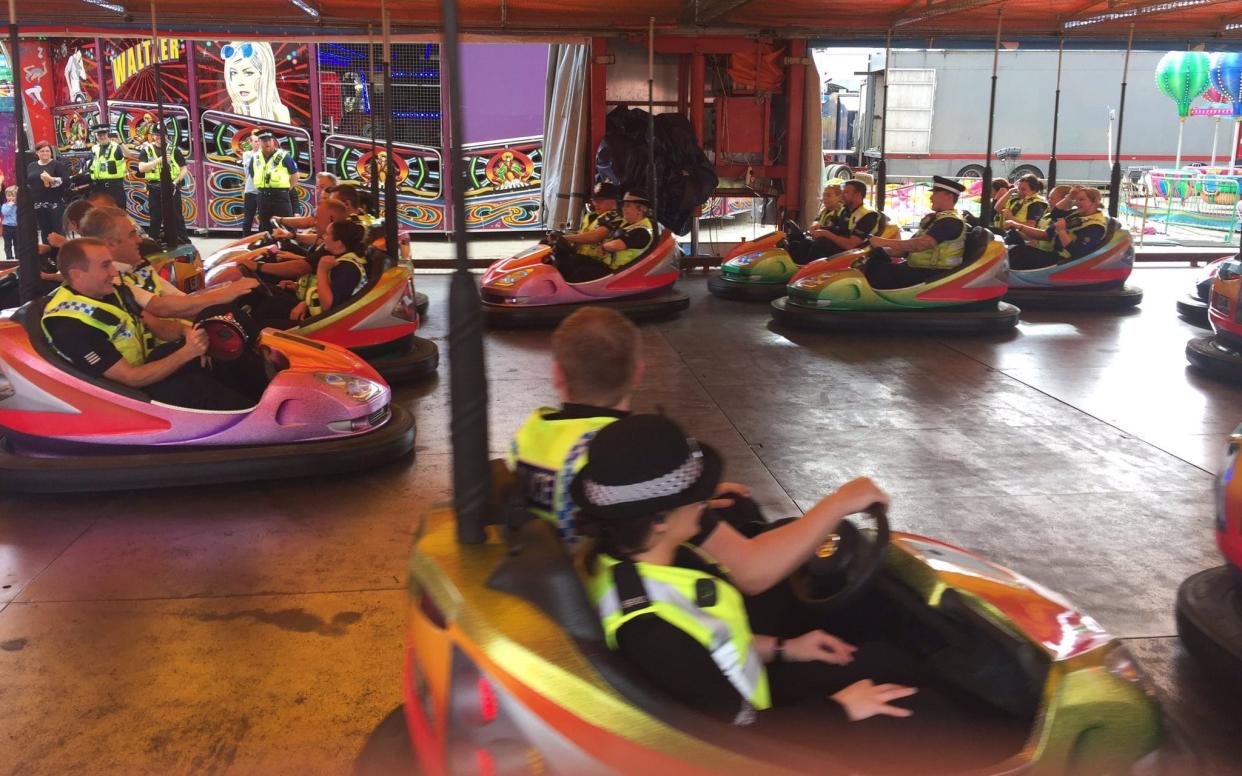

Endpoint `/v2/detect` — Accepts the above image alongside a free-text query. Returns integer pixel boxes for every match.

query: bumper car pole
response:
[442,0,491,544]
[368,25,379,213]
[8,0,41,305]
[149,0,175,248]
[875,28,890,212]
[647,17,658,237]
[381,6,398,259]
[979,8,1002,229]
[1109,24,1134,219]
[1047,36,1064,190]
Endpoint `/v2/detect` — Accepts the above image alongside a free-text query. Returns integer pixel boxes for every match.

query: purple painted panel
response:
[459,43,547,145]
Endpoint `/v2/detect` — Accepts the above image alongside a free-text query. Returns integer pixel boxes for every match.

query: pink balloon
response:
[1205,86,1227,104]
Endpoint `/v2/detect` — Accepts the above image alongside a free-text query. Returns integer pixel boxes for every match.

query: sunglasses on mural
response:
[221,43,255,60]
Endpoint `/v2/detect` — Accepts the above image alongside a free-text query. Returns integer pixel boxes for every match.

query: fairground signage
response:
[111,38,183,91]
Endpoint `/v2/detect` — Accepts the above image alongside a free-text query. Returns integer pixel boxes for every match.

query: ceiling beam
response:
[684,0,756,25]
[893,0,1008,28]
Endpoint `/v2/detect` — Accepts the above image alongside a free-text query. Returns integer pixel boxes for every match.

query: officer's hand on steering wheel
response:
[784,631,858,666]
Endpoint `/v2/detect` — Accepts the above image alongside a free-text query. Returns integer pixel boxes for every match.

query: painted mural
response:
[31,37,548,233]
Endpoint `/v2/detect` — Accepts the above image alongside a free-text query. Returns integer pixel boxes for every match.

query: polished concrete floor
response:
[1,264,1240,774]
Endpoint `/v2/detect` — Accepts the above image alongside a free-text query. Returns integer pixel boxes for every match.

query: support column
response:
[589,37,608,162]
[690,52,705,143]
[307,42,323,202]
[783,39,806,221]
[184,40,208,230]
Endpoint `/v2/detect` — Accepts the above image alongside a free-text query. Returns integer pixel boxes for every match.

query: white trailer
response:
[852,48,1224,184]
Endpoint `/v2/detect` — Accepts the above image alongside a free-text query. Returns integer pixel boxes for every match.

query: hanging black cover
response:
[595,106,717,235]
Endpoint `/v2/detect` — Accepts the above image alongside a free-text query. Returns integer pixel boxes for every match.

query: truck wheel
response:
[825,164,854,182]
[955,164,986,179]
[1010,164,1044,181]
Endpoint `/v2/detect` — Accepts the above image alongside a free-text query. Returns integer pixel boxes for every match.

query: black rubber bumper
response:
[354,335,439,383]
[354,705,417,776]
[1186,335,1242,381]
[1176,565,1242,691]
[415,291,430,318]
[707,273,787,302]
[1176,294,1210,329]
[483,290,690,328]
[1003,285,1143,311]
[770,297,1021,334]
[0,404,416,494]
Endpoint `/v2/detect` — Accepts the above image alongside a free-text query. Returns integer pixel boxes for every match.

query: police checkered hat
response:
[932,175,966,195]
[570,414,722,522]
[91,123,109,133]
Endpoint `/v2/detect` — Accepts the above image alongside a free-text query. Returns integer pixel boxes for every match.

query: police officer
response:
[252,130,300,233]
[136,128,189,245]
[599,191,655,271]
[864,175,968,289]
[805,180,888,257]
[786,183,849,264]
[548,181,623,282]
[88,123,128,209]
[1005,186,1108,270]
[996,173,1048,245]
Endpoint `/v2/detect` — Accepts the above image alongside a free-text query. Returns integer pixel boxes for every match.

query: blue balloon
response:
[1211,52,1242,120]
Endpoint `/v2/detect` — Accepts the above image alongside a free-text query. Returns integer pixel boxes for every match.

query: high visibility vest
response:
[846,203,887,236]
[91,142,127,181]
[1033,211,1057,252]
[1010,194,1046,224]
[1056,211,1109,259]
[507,407,619,541]
[589,552,772,715]
[907,210,967,270]
[253,150,292,189]
[297,251,368,316]
[814,205,844,231]
[576,209,617,259]
[41,284,149,368]
[604,217,654,270]
[142,144,181,183]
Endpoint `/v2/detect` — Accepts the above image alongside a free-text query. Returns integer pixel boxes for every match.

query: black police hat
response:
[932,175,966,195]
[91,123,109,134]
[592,181,621,200]
[256,130,275,140]
[622,190,652,207]
[570,414,722,522]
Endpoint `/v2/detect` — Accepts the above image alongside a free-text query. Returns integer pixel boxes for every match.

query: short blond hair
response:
[552,308,641,406]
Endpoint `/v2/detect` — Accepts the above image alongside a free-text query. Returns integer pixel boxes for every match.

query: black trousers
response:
[861,247,947,290]
[786,234,837,265]
[1008,244,1061,270]
[143,342,267,411]
[241,192,258,236]
[146,183,189,246]
[555,251,612,283]
[93,179,126,209]
[256,190,293,234]
[3,225,14,260]
[32,201,63,244]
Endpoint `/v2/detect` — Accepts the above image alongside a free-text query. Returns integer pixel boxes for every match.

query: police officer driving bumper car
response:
[864,176,968,289]
[551,190,655,284]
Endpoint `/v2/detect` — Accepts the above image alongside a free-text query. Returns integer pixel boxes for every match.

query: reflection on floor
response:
[0,264,1239,774]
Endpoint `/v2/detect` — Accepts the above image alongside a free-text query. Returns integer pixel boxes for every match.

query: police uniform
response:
[1008,208,1108,270]
[295,250,368,316]
[253,133,299,233]
[999,193,1049,246]
[141,139,189,245]
[863,176,967,289]
[89,127,128,209]
[507,404,627,543]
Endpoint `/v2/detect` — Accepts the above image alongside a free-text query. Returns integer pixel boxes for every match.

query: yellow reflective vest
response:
[90,142,127,181]
[907,210,967,270]
[846,203,887,236]
[589,552,772,716]
[252,149,293,189]
[41,284,149,367]
[576,209,619,260]
[604,217,654,271]
[507,407,620,541]
[1056,211,1109,259]
[142,144,181,183]
[297,251,368,316]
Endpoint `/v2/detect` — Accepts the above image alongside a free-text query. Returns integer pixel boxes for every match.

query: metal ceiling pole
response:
[1109,23,1134,219]
[381,3,397,257]
[368,24,379,213]
[442,0,489,543]
[647,16,658,234]
[876,28,891,211]
[1047,36,1064,189]
[150,0,175,245]
[9,0,39,304]
[979,8,1003,229]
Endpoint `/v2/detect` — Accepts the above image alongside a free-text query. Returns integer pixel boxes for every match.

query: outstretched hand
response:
[785,630,857,666]
[831,679,917,722]
[708,481,751,509]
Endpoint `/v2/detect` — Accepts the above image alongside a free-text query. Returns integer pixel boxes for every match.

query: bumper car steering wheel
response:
[789,504,891,613]
[237,264,277,298]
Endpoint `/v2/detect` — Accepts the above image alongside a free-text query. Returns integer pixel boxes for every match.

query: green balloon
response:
[1156,51,1211,118]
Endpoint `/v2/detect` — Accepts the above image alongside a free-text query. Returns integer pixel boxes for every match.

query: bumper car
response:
[1186,258,1242,381]
[1176,256,1229,329]
[145,241,205,294]
[770,227,1020,334]
[709,222,901,303]
[479,230,689,328]
[206,236,437,383]
[1004,219,1143,310]
[0,300,416,493]
[204,228,430,318]
[1176,425,1242,690]
[358,501,1179,776]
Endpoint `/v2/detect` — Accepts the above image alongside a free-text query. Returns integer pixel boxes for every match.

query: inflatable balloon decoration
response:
[1211,52,1242,169]
[1156,51,1211,169]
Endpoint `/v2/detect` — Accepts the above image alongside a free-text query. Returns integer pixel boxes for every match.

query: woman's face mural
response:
[224,43,263,108]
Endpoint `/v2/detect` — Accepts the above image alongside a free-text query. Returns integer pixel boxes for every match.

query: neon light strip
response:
[289,0,320,17]
[81,0,125,12]
[1064,0,1211,29]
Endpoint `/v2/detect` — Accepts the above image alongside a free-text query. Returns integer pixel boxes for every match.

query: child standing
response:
[2,187,17,260]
